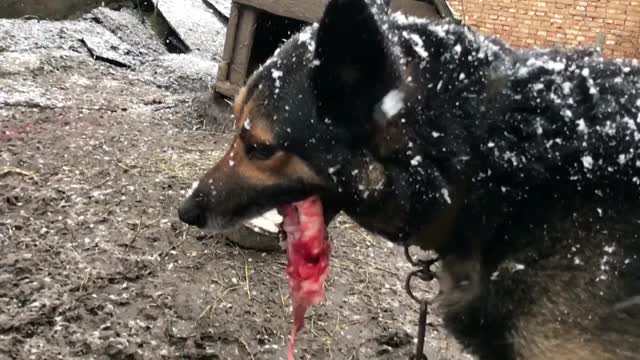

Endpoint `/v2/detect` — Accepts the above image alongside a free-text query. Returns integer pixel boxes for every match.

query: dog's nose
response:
[178,198,206,227]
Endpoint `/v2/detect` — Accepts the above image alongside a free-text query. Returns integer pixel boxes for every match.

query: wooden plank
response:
[228,5,258,84]
[234,0,329,23]
[215,80,241,98]
[216,3,240,83]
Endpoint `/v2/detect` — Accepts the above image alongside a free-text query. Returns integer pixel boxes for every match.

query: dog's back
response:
[381,14,640,360]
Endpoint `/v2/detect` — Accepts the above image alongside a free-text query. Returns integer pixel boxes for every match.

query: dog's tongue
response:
[279,196,330,360]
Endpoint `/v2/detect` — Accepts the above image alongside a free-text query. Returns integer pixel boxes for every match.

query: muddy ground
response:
[0,7,471,360]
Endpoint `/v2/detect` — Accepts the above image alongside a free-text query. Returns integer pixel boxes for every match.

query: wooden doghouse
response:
[213,0,458,99]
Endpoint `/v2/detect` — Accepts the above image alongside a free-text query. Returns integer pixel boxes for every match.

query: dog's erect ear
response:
[312,0,398,127]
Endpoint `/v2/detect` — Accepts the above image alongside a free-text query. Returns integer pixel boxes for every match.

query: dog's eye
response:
[247,143,277,160]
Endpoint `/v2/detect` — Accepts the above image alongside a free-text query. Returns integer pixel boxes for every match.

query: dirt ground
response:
[0,8,471,360]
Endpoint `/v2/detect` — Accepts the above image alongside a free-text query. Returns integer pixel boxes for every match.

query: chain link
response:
[403,245,440,360]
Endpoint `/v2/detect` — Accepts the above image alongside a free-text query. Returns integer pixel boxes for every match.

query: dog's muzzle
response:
[177,196,207,228]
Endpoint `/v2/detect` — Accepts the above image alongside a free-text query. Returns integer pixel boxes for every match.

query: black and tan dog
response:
[178,0,640,358]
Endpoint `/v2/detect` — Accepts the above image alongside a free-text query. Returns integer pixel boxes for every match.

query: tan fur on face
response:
[208,93,323,187]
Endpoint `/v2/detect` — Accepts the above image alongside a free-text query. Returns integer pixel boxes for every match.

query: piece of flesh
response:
[278,195,331,360]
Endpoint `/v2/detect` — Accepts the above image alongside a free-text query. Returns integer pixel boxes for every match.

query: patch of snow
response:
[581,155,593,169]
[459,72,466,80]
[618,154,628,165]
[410,155,422,166]
[576,119,588,134]
[604,244,616,253]
[453,43,462,56]
[441,188,451,204]
[186,181,199,198]
[513,263,525,272]
[560,109,573,120]
[403,32,429,58]
[380,89,405,119]
[271,69,283,89]
[518,57,566,77]
[328,164,341,174]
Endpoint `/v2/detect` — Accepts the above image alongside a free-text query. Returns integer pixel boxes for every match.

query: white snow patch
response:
[186,181,199,198]
[621,116,637,131]
[561,108,572,119]
[518,57,566,77]
[561,82,572,95]
[380,89,405,119]
[459,72,466,81]
[410,155,423,166]
[581,155,593,169]
[618,154,628,165]
[604,244,616,253]
[271,69,283,89]
[576,119,588,134]
[328,164,341,174]
[441,188,451,204]
[428,24,447,38]
[404,32,429,58]
[453,43,462,56]
[581,68,590,77]
[513,263,525,272]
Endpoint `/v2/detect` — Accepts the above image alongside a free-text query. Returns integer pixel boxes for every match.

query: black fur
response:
[180,0,640,358]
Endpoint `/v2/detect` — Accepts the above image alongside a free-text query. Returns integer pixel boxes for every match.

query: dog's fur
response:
[178,0,640,358]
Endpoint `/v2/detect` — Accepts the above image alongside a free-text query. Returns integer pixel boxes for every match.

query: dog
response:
[178,0,640,358]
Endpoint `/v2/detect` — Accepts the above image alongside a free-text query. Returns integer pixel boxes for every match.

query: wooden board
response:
[234,0,329,23]
[228,6,258,84]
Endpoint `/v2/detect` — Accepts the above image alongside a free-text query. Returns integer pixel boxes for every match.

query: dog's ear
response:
[312,0,397,127]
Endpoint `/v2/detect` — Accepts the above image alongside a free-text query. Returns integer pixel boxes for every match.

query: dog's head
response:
[178,0,406,231]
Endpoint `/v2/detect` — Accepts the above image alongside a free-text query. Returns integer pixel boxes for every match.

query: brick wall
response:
[446,0,640,59]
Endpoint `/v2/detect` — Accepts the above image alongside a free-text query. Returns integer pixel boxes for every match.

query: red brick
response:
[445,0,639,58]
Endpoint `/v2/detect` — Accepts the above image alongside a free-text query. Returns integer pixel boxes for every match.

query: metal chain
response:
[403,244,440,360]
